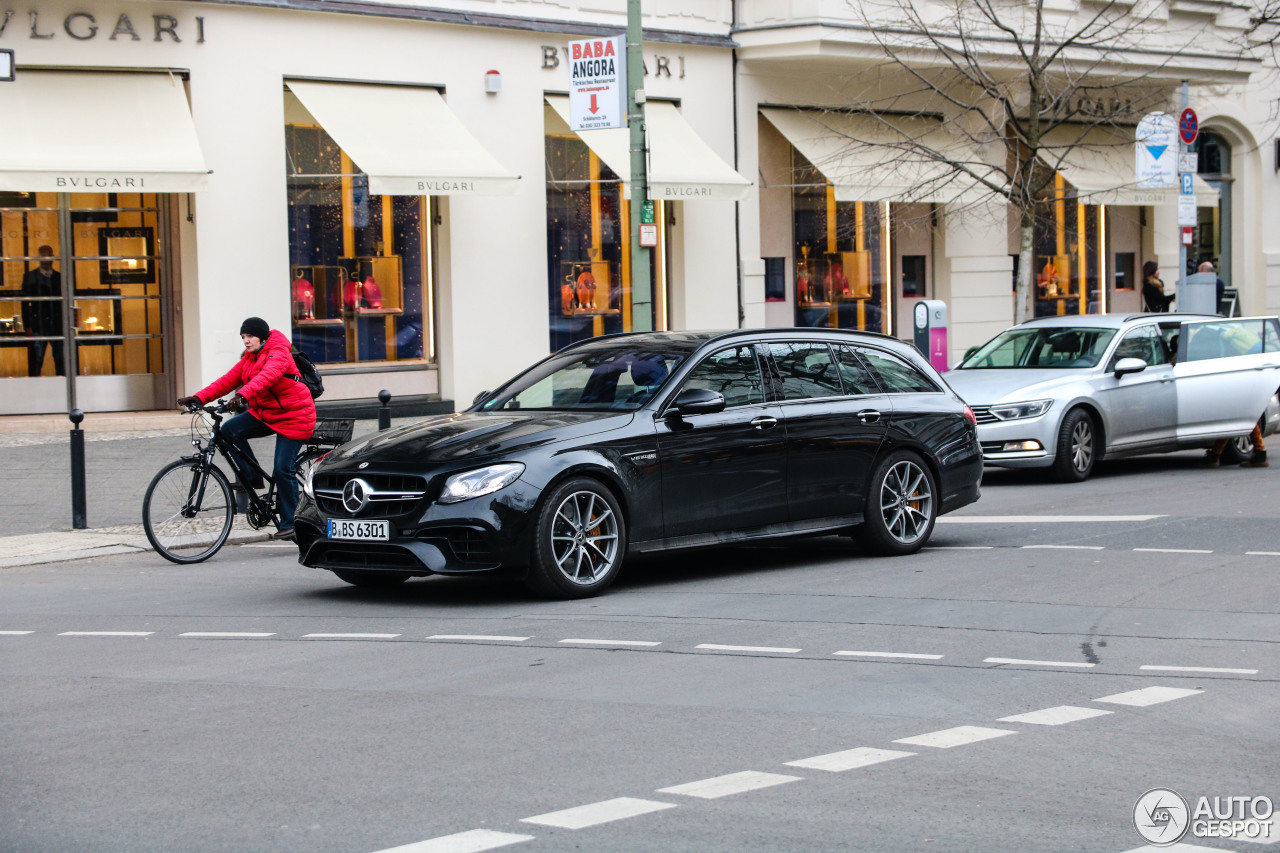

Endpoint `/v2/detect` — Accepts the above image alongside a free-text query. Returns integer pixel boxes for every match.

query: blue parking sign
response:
[1180,172,1194,195]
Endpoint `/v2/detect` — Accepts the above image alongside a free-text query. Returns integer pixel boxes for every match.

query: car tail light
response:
[963,405,977,427]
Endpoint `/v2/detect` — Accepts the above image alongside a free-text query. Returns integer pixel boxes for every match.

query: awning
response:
[546,96,751,201]
[1040,125,1218,207]
[760,108,984,204]
[288,80,518,196]
[0,72,210,193]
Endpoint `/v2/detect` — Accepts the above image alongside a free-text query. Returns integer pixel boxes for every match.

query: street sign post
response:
[567,36,626,132]
[1135,112,1176,188]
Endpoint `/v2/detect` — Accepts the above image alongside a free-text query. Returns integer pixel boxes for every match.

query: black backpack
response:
[290,346,324,399]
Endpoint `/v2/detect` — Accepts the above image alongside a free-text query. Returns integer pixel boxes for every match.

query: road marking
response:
[658,771,802,799]
[371,829,535,853]
[558,639,661,647]
[833,651,943,660]
[0,630,35,635]
[985,657,1096,668]
[178,632,276,638]
[520,797,676,829]
[1132,548,1213,554]
[893,726,1017,749]
[998,706,1113,726]
[1140,665,1258,675]
[1095,686,1203,706]
[785,747,915,772]
[923,545,994,550]
[1022,544,1105,550]
[303,633,401,639]
[695,644,800,654]
[427,635,529,642]
[58,631,154,637]
[938,514,1165,523]
[1246,551,1280,556]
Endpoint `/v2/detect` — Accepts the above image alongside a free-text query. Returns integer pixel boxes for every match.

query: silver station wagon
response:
[944,313,1280,481]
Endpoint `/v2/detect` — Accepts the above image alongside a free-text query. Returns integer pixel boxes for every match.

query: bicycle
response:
[142,400,353,564]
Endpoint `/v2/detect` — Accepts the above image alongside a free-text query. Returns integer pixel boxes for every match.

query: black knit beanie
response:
[240,317,270,340]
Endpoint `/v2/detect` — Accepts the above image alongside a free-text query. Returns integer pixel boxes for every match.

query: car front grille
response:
[969,406,999,424]
[314,472,429,519]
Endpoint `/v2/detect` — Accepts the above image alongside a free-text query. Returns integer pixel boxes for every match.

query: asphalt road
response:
[2,451,1278,853]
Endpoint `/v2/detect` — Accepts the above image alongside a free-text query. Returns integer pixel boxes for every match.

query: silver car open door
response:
[1173,317,1280,441]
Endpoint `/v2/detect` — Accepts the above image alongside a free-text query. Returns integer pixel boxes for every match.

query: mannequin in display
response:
[21,245,65,377]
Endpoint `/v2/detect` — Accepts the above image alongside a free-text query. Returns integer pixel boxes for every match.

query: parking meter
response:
[913,300,949,372]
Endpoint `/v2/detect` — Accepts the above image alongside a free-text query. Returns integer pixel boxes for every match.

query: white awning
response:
[288,80,519,196]
[0,71,210,193]
[546,96,750,201]
[1040,125,1218,207]
[760,108,984,204]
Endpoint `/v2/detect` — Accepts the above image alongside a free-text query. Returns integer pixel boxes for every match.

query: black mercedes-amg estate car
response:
[295,329,983,598]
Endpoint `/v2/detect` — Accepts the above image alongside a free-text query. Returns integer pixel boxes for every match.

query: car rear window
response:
[1182,319,1267,362]
[854,347,939,393]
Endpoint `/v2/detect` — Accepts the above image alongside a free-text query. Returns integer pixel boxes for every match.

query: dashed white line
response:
[938,514,1165,523]
[1094,686,1203,706]
[1246,551,1280,557]
[0,630,35,635]
[1021,544,1105,550]
[922,545,994,550]
[370,829,534,853]
[658,771,802,799]
[833,651,943,660]
[520,797,676,829]
[303,633,401,639]
[695,644,800,654]
[1132,548,1213,554]
[786,747,915,772]
[426,635,529,642]
[1140,665,1258,675]
[998,706,1113,726]
[558,639,661,647]
[893,726,1017,749]
[178,632,276,638]
[985,657,1095,668]
[58,631,154,637]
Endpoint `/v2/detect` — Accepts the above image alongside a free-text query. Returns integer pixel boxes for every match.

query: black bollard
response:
[377,389,392,431]
[69,409,87,529]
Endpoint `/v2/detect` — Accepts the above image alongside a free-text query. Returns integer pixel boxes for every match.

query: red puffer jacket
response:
[196,329,317,441]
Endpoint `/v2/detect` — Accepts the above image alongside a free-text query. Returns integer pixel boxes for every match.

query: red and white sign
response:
[1179,108,1199,145]
[568,36,626,132]
[639,223,658,247]
[1182,226,1195,245]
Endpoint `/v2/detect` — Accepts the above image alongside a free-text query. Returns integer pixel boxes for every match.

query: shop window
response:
[1114,252,1135,291]
[284,118,432,367]
[763,257,786,302]
[900,255,926,297]
[545,123,662,351]
[1033,175,1103,317]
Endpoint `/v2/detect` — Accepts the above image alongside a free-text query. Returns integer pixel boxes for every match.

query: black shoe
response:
[1240,451,1269,468]
[271,528,296,541]
[1197,451,1221,468]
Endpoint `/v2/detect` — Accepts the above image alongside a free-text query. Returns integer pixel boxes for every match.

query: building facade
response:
[0,0,1272,416]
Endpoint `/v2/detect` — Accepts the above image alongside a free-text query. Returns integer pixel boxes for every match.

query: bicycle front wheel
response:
[143,459,234,564]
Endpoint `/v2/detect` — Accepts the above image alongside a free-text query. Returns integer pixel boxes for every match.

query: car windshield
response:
[479,341,689,412]
[959,326,1118,369]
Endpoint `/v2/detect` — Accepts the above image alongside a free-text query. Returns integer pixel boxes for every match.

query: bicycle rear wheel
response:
[143,459,234,564]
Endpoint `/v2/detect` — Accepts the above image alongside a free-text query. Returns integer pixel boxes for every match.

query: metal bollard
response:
[69,408,87,529]
[377,389,392,431]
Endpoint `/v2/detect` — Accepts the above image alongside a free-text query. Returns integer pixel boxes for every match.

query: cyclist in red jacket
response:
[178,317,317,540]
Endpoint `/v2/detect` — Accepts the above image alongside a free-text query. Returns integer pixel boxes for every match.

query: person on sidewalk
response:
[1142,261,1175,313]
[21,245,65,377]
[176,317,316,539]
[1198,260,1227,316]
[1199,426,1269,469]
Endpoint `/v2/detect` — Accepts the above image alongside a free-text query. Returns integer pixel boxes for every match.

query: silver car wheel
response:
[879,459,934,546]
[549,490,619,585]
[1070,418,1094,472]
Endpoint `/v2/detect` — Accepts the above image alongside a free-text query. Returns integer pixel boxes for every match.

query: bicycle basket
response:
[311,418,354,446]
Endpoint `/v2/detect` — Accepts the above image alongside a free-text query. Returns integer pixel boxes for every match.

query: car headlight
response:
[439,463,525,504]
[989,399,1054,421]
[301,452,330,499]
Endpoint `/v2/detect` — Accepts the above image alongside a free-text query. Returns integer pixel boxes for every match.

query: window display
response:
[1033,175,1102,317]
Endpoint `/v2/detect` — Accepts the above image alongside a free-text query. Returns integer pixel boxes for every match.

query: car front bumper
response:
[973,411,1059,469]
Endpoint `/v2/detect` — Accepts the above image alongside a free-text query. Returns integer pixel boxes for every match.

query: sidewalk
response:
[0,411,407,568]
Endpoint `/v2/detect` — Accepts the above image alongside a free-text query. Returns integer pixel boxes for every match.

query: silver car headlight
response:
[439,463,525,504]
[989,399,1054,421]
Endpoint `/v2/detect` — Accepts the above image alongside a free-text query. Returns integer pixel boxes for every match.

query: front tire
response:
[856,451,937,556]
[332,570,409,588]
[143,460,234,564]
[525,477,626,599]
[1219,416,1263,465]
[1051,408,1097,482]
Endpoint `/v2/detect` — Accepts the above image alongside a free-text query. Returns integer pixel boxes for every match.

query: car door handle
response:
[750,416,778,430]
[856,409,882,424]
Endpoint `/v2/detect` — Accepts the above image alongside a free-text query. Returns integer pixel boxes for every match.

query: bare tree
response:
[794,0,1250,323]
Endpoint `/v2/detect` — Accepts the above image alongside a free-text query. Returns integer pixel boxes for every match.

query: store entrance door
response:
[892,203,933,339]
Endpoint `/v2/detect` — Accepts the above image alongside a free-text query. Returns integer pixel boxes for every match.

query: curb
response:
[0,528,275,568]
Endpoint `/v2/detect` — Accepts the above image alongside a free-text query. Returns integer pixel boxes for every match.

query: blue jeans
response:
[221,413,303,529]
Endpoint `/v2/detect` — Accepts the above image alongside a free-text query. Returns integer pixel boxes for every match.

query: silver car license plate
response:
[327,519,389,541]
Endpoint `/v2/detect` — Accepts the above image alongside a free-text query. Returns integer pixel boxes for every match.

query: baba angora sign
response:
[567,35,626,132]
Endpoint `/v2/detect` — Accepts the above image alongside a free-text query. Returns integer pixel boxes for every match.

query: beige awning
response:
[0,71,210,192]
[1040,125,1218,207]
[546,96,751,201]
[761,108,984,204]
[288,80,519,196]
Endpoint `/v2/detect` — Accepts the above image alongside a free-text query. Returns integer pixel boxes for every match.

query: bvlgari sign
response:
[0,10,207,43]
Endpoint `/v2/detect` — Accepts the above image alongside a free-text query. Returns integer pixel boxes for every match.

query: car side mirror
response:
[1114,357,1147,377]
[665,387,726,419]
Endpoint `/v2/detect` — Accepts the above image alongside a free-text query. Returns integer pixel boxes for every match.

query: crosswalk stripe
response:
[786,747,915,772]
[658,771,802,799]
[520,797,676,829]
[1094,686,1203,706]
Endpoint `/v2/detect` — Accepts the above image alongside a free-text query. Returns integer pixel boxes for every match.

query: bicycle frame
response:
[184,404,279,527]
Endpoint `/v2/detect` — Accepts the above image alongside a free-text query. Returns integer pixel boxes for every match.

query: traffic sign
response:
[1180,173,1194,195]
[1178,152,1198,174]
[641,201,654,225]
[639,223,658,247]
[567,36,626,132]
[1179,108,1198,145]
[1135,112,1176,188]
[1178,194,1197,227]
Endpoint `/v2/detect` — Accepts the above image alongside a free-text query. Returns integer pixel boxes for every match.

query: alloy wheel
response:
[878,459,934,545]
[1071,419,1094,473]
[549,489,620,585]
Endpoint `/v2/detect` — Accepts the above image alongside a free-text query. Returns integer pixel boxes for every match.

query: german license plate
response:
[327,519,389,541]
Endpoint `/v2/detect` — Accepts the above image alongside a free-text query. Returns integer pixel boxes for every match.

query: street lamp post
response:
[627,0,652,333]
